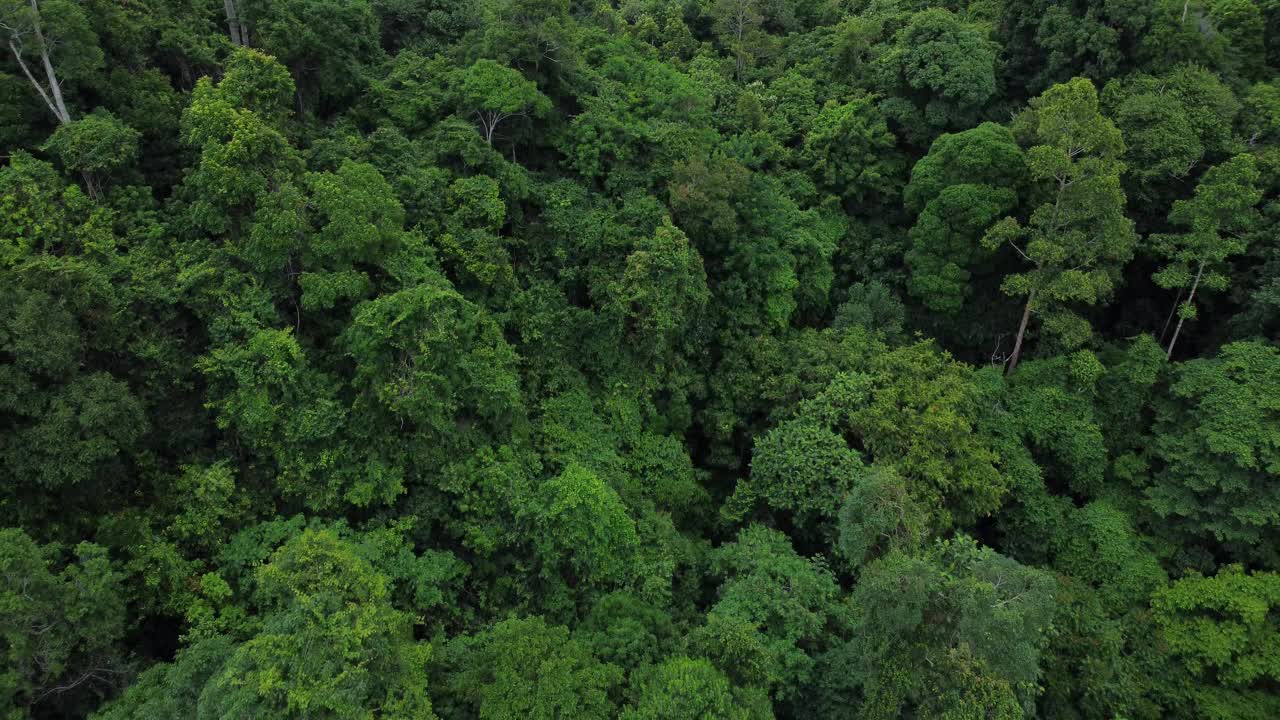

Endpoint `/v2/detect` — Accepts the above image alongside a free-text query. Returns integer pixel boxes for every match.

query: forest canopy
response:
[2,0,1280,718]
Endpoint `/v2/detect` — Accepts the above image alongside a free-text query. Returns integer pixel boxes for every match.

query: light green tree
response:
[1152,565,1280,719]
[1148,341,1280,564]
[622,657,772,720]
[458,59,550,144]
[96,528,437,719]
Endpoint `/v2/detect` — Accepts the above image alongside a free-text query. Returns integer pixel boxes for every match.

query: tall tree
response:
[983,77,1137,372]
[458,58,550,145]
[1153,154,1263,359]
[709,0,763,80]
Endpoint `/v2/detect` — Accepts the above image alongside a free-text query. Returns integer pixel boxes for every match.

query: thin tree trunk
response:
[1182,0,1190,22]
[1166,262,1204,361]
[1159,287,1185,343]
[1006,288,1036,375]
[80,170,99,200]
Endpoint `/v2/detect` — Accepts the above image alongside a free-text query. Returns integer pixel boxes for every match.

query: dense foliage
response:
[2,0,1279,717]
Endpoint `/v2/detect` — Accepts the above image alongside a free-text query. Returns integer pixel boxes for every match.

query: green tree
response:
[726,416,864,533]
[903,122,1027,216]
[903,122,1026,316]
[874,8,998,140]
[842,538,1058,719]
[836,465,927,569]
[622,657,771,720]
[240,0,384,104]
[529,463,639,595]
[91,637,238,720]
[801,97,903,205]
[1241,81,1280,146]
[1,0,102,125]
[1,529,126,719]
[607,221,709,365]
[196,324,354,508]
[1152,565,1280,719]
[40,110,139,199]
[838,342,1008,527]
[458,58,550,145]
[179,48,301,237]
[370,50,455,134]
[1100,65,1240,207]
[994,0,1164,95]
[342,276,522,444]
[907,183,1018,315]
[693,525,846,704]
[201,529,435,718]
[983,77,1137,372]
[1153,155,1263,359]
[437,615,621,720]
[372,0,476,53]
[708,0,765,79]
[98,528,437,719]
[0,161,150,514]
[1147,341,1280,565]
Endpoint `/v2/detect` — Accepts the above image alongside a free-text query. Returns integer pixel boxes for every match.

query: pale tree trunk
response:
[1159,287,1185,343]
[735,8,753,80]
[6,1,109,200]
[1006,288,1036,375]
[30,1,71,123]
[733,17,746,80]
[8,39,66,122]
[1182,0,1191,22]
[1166,261,1205,361]
[6,0,72,124]
[223,0,248,46]
[1005,176,1065,374]
[476,111,511,145]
